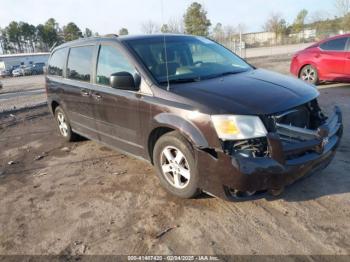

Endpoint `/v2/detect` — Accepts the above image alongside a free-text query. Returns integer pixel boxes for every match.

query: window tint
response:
[67,46,94,82]
[96,45,135,86]
[48,48,67,76]
[191,43,226,64]
[320,37,348,51]
[128,37,251,85]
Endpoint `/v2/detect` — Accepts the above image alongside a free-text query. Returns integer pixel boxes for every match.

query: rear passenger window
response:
[67,46,94,82]
[320,37,348,51]
[96,45,135,86]
[48,48,68,76]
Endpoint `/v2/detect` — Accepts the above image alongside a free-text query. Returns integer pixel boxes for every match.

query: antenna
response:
[161,0,170,91]
[50,41,58,52]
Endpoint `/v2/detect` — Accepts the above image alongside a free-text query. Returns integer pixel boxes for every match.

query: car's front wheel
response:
[153,131,201,198]
[299,65,318,85]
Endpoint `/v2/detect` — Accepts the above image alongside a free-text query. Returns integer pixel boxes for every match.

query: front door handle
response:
[81,89,90,97]
[92,93,102,100]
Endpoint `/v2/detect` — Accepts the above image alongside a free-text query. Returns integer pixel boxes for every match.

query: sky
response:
[0,0,336,34]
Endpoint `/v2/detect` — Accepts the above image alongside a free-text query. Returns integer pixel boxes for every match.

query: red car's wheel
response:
[299,65,319,85]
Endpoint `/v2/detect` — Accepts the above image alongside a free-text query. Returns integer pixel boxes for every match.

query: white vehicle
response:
[12,68,23,77]
[0,69,10,77]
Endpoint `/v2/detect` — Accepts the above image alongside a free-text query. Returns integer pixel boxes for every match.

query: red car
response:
[290,34,350,85]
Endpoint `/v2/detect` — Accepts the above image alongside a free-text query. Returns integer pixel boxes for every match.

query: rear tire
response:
[299,65,319,85]
[153,131,201,199]
[54,106,78,142]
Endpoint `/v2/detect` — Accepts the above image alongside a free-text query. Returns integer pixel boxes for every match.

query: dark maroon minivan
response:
[46,34,343,200]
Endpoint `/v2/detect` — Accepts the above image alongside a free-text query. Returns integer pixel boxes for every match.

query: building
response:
[0,52,50,70]
[243,31,277,47]
[289,29,317,40]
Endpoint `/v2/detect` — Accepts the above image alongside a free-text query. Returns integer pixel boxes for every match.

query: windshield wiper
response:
[203,70,247,80]
[159,77,201,85]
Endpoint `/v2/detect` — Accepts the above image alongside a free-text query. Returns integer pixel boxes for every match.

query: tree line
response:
[0,18,99,54]
[1,0,350,54]
[142,0,350,44]
[252,0,350,44]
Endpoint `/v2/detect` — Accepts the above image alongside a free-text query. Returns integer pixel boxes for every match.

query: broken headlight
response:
[211,115,267,141]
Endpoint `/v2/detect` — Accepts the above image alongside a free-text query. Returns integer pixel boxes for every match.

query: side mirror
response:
[110,72,137,90]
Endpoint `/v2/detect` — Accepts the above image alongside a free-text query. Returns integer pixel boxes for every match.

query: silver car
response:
[22,65,33,75]
[12,68,23,77]
[0,69,10,77]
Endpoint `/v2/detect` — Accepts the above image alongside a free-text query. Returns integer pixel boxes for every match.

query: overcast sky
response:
[0,0,335,34]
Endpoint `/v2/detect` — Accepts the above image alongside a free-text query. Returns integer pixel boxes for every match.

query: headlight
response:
[211,115,267,140]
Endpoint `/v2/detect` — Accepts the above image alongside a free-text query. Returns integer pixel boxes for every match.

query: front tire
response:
[153,131,201,199]
[299,65,319,85]
[54,106,77,142]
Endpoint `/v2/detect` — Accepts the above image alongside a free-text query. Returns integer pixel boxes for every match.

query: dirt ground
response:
[0,56,349,256]
[0,75,46,113]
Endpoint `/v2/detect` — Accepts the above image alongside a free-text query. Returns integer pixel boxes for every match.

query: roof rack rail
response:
[104,34,119,38]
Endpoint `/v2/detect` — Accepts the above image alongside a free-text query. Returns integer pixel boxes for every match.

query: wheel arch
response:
[298,63,318,78]
[51,100,60,114]
[148,113,209,163]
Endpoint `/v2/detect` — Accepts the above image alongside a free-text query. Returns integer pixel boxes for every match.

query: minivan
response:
[46,34,343,200]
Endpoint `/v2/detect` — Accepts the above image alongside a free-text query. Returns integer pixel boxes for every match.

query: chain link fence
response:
[216,29,347,58]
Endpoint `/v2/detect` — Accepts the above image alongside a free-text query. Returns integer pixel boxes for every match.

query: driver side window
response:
[96,45,135,86]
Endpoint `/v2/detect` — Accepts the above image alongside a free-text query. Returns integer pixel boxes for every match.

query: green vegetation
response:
[183,2,211,36]
[0,18,96,53]
[63,22,83,42]
[1,0,350,54]
[118,28,129,35]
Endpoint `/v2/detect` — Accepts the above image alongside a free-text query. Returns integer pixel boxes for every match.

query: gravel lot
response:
[0,75,46,113]
[0,56,349,256]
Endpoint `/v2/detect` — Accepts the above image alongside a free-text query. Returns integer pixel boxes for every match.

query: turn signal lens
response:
[211,115,267,141]
[216,119,240,135]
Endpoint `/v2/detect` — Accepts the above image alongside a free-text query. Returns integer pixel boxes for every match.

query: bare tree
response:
[263,13,281,31]
[212,23,225,41]
[141,20,160,34]
[335,0,350,17]
[263,13,288,44]
[167,17,184,34]
[309,10,328,23]
[223,25,236,40]
[236,23,246,34]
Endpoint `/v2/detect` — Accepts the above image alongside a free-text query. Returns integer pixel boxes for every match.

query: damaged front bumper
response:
[197,106,343,200]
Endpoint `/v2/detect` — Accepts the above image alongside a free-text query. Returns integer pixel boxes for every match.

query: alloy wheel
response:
[301,66,316,83]
[160,146,191,189]
[57,112,68,137]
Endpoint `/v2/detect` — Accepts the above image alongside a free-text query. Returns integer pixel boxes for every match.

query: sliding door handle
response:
[92,93,102,100]
[80,89,90,97]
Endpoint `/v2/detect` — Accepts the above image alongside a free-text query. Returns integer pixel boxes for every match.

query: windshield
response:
[126,36,252,86]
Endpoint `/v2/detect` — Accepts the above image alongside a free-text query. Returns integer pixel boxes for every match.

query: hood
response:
[170,69,319,115]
